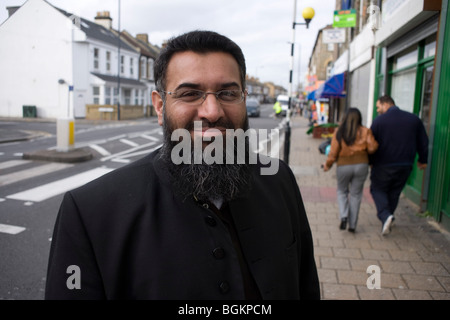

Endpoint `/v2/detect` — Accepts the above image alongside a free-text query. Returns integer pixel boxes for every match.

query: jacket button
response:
[219,281,230,294]
[205,215,216,226]
[212,247,225,259]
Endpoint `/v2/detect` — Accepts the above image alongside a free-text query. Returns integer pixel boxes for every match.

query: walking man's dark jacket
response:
[45,150,320,300]
[370,106,428,166]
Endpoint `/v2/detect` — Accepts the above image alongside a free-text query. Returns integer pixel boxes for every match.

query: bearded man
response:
[45,30,319,300]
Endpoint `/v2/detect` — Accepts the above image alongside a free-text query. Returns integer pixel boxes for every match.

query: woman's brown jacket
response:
[325,126,379,168]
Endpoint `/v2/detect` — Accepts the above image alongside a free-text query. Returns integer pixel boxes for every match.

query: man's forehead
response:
[166,51,241,89]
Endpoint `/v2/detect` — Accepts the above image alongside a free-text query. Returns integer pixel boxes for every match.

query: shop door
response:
[404,63,433,204]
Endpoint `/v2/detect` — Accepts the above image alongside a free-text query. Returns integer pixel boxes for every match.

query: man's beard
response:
[159,111,252,203]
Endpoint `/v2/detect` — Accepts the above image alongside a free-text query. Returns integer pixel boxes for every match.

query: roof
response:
[91,72,147,87]
[120,30,160,59]
[55,7,137,52]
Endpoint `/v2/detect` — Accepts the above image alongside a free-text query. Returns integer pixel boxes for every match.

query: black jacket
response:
[370,106,429,166]
[45,150,320,300]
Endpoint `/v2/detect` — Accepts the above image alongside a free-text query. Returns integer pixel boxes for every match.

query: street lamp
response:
[284,1,314,165]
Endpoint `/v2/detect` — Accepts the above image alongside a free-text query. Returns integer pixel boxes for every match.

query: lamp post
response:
[284,1,314,165]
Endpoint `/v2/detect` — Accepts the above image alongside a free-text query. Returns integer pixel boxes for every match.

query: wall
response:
[0,0,73,118]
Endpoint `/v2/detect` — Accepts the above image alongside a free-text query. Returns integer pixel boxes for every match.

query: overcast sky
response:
[0,0,337,90]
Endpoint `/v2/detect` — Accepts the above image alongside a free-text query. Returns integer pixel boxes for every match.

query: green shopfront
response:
[373,1,450,230]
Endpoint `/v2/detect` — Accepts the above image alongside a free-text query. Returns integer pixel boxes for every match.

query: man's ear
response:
[152,90,164,126]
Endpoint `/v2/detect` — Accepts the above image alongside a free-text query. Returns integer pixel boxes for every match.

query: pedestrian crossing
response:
[0,129,163,235]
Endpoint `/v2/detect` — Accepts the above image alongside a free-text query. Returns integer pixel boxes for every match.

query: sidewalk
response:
[288,115,450,300]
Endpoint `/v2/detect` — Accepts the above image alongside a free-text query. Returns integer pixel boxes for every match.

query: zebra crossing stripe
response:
[0,223,26,235]
[6,167,114,202]
[0,163,73,187]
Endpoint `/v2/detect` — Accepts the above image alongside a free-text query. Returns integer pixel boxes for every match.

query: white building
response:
[0,0,146,119]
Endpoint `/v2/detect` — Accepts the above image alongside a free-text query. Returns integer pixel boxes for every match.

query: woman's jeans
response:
[336,163,369,229]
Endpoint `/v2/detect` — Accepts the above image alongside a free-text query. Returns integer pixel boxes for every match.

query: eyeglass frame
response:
[160,88,248,106]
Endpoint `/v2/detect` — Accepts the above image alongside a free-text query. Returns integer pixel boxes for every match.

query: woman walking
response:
[323,108,378,232]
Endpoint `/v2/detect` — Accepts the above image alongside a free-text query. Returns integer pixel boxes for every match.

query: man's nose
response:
[197,93,225,124]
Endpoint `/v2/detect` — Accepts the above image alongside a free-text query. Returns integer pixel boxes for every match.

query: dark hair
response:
[377,95,396,106]
[336,108,363,146]
[154,30,246,92]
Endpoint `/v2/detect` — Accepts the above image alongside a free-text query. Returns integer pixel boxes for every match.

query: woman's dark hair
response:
[154,30,246,92]
[336,108,363,146]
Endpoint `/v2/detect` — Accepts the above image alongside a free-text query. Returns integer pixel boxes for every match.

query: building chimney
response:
[136,33,149,44]
[94,11,112,29]
[7,6,20,17]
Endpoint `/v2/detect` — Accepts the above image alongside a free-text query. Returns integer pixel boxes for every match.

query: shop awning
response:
[315,73,346,99]
[307,90,316,100]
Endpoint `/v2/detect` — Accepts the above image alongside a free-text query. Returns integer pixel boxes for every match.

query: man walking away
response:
[370,95,429,235]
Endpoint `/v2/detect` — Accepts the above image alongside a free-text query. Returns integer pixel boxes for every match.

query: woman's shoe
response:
[340,218,347,230]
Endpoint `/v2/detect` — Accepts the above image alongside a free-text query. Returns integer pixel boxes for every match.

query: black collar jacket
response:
[45,150,320,300]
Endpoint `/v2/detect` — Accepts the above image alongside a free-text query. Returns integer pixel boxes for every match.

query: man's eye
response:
[176,90,203,99]
[219,90,240,100]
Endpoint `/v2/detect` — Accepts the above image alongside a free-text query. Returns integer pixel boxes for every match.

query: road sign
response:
[333,9,356,28]
[322,29,346,44]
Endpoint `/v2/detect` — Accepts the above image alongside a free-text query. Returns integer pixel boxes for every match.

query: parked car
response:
[246,99,260,117]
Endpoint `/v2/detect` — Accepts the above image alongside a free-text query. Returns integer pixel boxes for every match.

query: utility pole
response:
[284,1,314,164]
[117,0,121,120]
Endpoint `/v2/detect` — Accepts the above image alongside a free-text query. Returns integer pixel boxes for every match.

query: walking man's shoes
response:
[382,215,394,235]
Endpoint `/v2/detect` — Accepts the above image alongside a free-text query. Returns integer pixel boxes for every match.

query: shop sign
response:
[333,9,357,28]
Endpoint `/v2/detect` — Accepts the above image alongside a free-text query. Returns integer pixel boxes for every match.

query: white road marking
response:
[6,167,114,202]
[0,160,32,170]
[119,139,139,147]
[0,162,73,187]
[111,158,131,164]
[100,142,160,162]
[140,134,160,142]
[89,144,111,156]
[0,223,26,235]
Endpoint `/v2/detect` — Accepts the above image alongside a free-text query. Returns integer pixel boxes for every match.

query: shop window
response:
[391,68,416,113]
[393,45,418,69]
[424,36,436,59]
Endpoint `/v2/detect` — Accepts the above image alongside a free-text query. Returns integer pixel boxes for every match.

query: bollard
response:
[57,118,75,152]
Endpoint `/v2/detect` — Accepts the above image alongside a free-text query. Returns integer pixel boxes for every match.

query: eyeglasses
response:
[163,89,246,106]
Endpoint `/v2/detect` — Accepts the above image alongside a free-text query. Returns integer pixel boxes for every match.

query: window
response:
[130,58,134,76]
[148,58,154,81]
[120,55,125,74]
[113,87,119,104]
[106,51,111,72]
[393,46,418,70]
[124,89,131,105]
[94,48,99,69]
[391,68,416,113]
[135,89,139,105]
[327,43,334,52]
[140,57,147,79]
[93,86,100,104]
[105,87,111,105]
[424,36,436,59]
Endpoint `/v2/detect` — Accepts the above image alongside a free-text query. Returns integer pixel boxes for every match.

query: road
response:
[0,103,284,299]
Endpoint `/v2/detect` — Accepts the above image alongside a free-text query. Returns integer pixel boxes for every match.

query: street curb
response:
[23,148,93,163]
